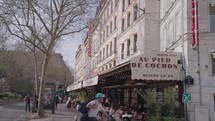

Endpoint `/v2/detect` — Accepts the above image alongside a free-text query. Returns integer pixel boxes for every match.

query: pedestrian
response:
[74,101,81,121]
[31,94,38,113]
[85,93,108,121]
[66,97,71,108]
[24,94,30,112]
[35,94,39,112]
[55,95,59,108]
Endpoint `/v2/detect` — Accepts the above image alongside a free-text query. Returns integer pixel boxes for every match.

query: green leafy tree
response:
[145,90,160,118]
[160,87,176,117]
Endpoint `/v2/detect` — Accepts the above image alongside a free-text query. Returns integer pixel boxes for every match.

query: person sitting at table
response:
[131,103,144,121]
[105,95,111,107]
[109,101,123,121]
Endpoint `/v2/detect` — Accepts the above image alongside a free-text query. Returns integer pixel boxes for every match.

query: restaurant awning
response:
[66,82,82,92]
[130,51,182,81]
[82,76,98,88]
[99,61,130,79]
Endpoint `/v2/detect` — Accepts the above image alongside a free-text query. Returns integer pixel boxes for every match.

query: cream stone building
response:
[68,0,215,120]
[160,0,215,121]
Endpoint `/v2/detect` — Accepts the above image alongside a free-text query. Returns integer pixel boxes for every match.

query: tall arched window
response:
[110,41,113,54]
[121,43,124,59]
[122,18,125,32]
[133,34,137,52]
[122,0,125,12]
[133,5,138,21]
[127,39,130,56]
[110,21,113,33]
[114,16,117,29]
[127,12,131,27]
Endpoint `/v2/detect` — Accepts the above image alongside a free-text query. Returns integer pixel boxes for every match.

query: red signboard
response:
[88,18,93,57]
[191,0,199,48]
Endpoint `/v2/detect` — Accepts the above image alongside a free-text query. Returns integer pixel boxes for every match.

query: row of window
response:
[101,60,117,71]
[101,0,119,26]
[98,33,138,62]
[121,34,138,59]
[99,38,117,61]
[122,0,132,12]
[161,10,182,51]
[92,1,140,72]
[100,2,139,46]
[162,4,215,51]
[100,16,117,45]
[121,5,138,32]
[99,34,138,72]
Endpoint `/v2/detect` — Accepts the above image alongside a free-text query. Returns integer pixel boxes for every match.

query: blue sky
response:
[56,34,83,69]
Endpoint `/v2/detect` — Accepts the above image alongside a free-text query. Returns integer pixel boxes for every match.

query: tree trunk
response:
[33,52,39,95]
[37,53,50,117]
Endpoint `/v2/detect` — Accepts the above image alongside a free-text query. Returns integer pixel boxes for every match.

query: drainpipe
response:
[195,0,202,106]
[181,0,187,120]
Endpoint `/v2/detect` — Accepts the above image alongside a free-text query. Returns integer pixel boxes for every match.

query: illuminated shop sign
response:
[83,76,98,87]
[131,52,182,80]
[66,82,82,92]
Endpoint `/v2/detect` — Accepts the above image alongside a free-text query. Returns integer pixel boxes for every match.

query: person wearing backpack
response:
[86,93,108,121]
[78,100,90,121]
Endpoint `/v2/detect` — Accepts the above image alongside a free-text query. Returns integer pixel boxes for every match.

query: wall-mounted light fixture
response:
[178,60,183,64]
[134,7,145,14]
[204,65,208,70]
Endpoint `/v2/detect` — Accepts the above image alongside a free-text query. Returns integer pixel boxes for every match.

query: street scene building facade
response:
[67,0,215,121]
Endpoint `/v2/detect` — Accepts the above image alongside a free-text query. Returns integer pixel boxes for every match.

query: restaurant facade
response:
[67,0,215,121]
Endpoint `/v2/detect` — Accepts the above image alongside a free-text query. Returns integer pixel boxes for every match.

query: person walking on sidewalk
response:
[55,95,59,108]
[24,94,30,112]
[85,93,108,121]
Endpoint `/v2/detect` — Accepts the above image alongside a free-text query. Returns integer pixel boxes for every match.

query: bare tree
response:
[13,42,43,95]
[0,25,9,50]
[46,53,73,86]
[0,0,99,117]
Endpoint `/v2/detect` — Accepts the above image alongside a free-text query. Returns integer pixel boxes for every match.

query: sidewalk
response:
[29,103,79,121]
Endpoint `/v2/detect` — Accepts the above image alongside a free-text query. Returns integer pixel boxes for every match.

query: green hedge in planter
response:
[178,117,186,121]
[164,117,176,121]
[160,102,175,117]
[150,116,160,121]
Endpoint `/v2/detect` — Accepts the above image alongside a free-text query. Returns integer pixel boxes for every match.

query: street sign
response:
[183,93,191,103]
[184,76,194,85]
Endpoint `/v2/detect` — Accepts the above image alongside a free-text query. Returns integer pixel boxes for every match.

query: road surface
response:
[0,101,30,121]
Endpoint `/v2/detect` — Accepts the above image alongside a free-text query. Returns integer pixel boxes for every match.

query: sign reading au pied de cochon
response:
[131,51,182,80]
